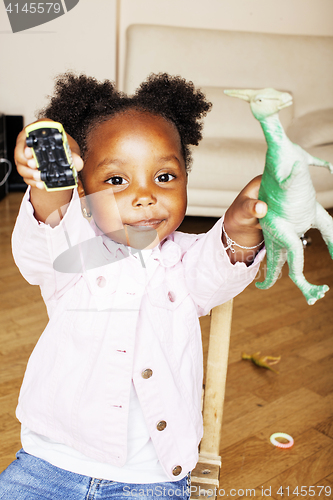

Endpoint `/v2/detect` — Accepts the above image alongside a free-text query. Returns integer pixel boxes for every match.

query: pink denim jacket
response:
[11,189,264,480]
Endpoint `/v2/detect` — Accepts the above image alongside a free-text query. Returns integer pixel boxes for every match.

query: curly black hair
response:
[38,72,211,170]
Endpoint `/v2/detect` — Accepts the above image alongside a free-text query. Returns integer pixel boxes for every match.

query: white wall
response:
[2,0,333,123]
[118,0,333,89]
[0,0,117,124]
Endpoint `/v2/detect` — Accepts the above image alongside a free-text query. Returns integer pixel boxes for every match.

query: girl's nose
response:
[132,186,157,207]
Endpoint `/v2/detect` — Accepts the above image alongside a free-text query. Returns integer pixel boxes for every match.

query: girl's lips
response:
[126,220,164,230]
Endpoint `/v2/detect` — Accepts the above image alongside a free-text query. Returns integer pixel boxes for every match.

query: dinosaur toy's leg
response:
[256,231,287,289]
[313,202,333,259]
[257,213,329,304]
[285,241,327,305]
[284,231,328,305]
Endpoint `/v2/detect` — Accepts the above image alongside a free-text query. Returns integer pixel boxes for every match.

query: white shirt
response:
[22,382,172,483]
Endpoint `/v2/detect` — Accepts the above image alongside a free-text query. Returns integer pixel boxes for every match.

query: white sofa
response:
[123,25,333,216]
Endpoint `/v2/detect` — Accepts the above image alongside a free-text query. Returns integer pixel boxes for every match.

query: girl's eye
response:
[156,173,175,183]
[106,176,128,185]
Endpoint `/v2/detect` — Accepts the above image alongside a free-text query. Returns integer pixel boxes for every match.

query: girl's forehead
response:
[83,110,186,175]
[88,110,182,151]
[93,110,178,137]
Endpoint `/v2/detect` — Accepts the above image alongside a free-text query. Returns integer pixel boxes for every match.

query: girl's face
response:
[79,111,187,248]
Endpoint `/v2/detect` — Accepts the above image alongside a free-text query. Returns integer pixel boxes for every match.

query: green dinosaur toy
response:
[225,88,333,305]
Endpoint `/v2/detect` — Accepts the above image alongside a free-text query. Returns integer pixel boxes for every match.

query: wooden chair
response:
[190,299,233,500]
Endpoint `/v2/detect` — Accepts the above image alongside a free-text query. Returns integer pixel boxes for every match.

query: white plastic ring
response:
[270,432,294,449]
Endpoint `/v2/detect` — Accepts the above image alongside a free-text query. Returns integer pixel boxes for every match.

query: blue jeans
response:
[0,450,191,500]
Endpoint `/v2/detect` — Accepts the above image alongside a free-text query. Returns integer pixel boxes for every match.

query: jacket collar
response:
[92,219,182,269]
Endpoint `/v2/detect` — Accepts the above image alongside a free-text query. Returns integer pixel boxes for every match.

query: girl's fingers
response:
[235,176,267,221]
[242,197,267,220]
[18,165,39,181]
[240,175,261,197]
[255,200,267,218]
[226,175,267,233]
[15,130,29,161]
[24,146,34,160]
[15,130,37,182]
[17,164,44,189]
[72,152,84,172]
[22,177,45,190]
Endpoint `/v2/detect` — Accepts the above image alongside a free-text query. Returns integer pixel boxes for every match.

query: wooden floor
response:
[1,192,333,500]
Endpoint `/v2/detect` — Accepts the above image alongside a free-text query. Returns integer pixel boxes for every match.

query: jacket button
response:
[156,420,167,431]
[168,291,176,302]
[96,276,106,288]
[141,369,153,379]
[172,465,182,476]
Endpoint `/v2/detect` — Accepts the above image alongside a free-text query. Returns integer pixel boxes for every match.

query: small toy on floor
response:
[270,432,294,449]
[242,351,281,374]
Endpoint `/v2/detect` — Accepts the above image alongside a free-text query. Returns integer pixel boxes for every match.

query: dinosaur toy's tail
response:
[256,236,287,289]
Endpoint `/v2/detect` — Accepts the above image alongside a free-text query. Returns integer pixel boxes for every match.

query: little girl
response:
[1,73,266,500]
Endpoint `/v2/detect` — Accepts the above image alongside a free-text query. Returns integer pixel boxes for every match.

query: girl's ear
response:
[77,177,86,199]
[78,177,92,219]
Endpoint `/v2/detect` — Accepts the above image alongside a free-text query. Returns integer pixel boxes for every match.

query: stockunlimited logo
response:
[3,0,80,33]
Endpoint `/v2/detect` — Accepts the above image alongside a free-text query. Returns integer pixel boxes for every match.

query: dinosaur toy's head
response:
[224,88,293,121]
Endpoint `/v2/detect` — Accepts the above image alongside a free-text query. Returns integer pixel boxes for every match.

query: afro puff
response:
[38,72,212,170]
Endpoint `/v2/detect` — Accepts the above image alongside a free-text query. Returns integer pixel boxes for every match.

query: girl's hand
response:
[14,120,84,225]
[223,175,267,265]
[14,119,83,190]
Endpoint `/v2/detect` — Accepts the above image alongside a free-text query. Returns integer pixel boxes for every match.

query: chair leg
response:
[190,455,221,499]
[191,299,233,500]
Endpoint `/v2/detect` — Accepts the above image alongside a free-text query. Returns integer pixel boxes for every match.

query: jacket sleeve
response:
[179,217,265,316]
[11,187,93,304]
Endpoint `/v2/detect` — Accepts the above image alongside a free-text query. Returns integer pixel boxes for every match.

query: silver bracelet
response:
[222,222,265,254]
